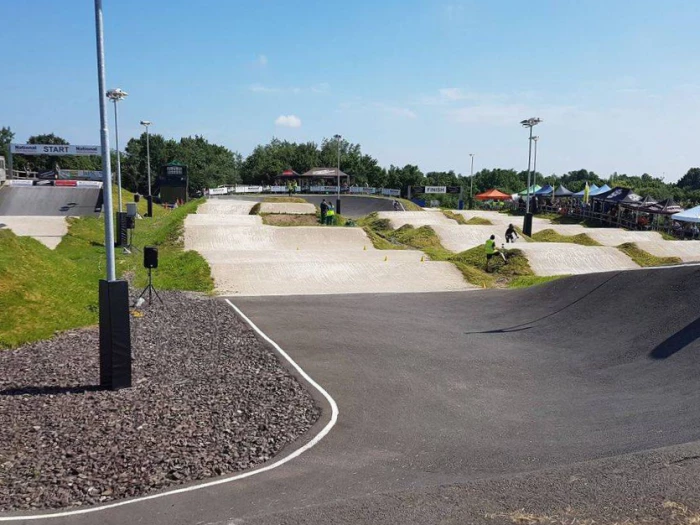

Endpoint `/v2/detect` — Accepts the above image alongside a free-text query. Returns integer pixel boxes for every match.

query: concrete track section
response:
[197,199,258,215]
[0,186,101,217]
[22,266,700,524]
[430,224,502,252]
[185,202,474,296]
[377,210,457,229]
[258,202,316,214]
[0,216,68,249]
[636,240,700,262]
[516,242,640,275]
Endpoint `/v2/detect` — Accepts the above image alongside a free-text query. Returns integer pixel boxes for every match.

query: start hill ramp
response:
[0,185,102,248]
[185,201,473,296]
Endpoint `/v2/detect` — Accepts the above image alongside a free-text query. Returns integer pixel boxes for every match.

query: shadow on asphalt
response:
[650,316,700,359]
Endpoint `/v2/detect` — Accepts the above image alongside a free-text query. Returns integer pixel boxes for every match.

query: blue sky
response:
[2,0,700,181]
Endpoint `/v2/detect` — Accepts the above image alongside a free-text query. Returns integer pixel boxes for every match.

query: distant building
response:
[274,167,350,190]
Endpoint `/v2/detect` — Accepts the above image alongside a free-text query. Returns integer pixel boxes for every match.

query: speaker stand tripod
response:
[134,267,163,306]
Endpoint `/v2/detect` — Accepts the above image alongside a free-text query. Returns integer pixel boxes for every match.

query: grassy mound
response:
[442,210,467,224]
[0,189,212,349]
[464,216,493,225]
[531,229,601,246]
[617,242,682,267]
[358,214,537,288]
[262,196,307,203]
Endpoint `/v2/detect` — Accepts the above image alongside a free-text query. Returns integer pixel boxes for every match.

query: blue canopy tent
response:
[573,183,598,199]
[588,184,611,196]
[535,184,554,196]
[518,184,541,196]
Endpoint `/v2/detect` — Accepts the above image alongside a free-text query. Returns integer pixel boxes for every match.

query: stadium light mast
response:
[469,153,475,209]
[107,87,128,212]
[95,0,132,390]
[520,117,542,236]
[532,136,539,189]
[334,134,342,214]
[140,119,153,216]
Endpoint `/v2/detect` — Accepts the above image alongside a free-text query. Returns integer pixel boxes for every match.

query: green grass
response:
[442,210,467,224]
[531,229,602,246]
[508,275,566,288]
[0,188,212,348]
[262,196,307,203]
[617,242,682,267]
[464,216,493,225]
[358,214,537,288]
[660,231,676,240]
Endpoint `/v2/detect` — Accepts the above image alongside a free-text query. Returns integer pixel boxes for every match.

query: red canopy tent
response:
[475,189,511,201]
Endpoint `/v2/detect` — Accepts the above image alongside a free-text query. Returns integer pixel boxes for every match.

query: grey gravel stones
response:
[0,292,319,512]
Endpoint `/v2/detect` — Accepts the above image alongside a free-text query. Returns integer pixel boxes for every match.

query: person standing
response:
[326,203,335,225]
[320,199,328,225]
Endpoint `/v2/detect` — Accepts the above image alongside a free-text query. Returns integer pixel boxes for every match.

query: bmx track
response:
[9,265,700,524]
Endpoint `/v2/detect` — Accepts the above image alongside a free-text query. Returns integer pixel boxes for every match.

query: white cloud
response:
[249,83,330,95]
[375,103,417,119]
[250,84,280,93]
[275,115,301,128]
[257,54,268,67]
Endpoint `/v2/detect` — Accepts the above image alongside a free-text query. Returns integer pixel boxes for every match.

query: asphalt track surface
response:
[6,266,700,524]
[0,187,102,216]
[300,195,396,218]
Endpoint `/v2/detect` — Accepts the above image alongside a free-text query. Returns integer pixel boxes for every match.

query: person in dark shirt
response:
[505,224,519,243]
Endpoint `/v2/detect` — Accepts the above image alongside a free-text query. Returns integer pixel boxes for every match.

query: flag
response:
[583,181,590,204]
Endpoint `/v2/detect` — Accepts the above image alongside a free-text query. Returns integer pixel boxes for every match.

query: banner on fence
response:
[76,180,103,188]
[208,187,228,195]
[382,188,401,196]
[5,179,34,186]
[234,185,263,193]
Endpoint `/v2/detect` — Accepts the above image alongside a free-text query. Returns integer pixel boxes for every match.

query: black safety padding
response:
[99,279,132,390]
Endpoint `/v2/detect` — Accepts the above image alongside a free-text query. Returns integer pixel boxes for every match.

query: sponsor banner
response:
[424,186,447,194]
[234,185,263,193]
[350,187,377,194]
[54,180,78,187]
[270,185,287,192]
[5,179,34,186]
[33,180,54,186]
[208,187,228,195]
[446,186,461,194]
[10,144,101,156]
[58,170,103,181]
[76,180,103,188]
[310,185,339,193]
[382,188,401,196]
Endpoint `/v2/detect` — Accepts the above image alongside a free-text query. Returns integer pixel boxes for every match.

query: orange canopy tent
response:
[475,189,511,201]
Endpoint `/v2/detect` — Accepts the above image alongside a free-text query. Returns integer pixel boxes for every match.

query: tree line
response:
[3,126,700,205]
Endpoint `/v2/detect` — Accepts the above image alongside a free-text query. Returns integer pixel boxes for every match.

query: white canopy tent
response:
[672,205,700,223]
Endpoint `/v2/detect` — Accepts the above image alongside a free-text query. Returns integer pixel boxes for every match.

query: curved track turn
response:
[5,266,700,524]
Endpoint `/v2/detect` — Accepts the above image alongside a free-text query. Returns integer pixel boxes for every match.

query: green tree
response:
[677,168,700,191]
[0,126,14,161]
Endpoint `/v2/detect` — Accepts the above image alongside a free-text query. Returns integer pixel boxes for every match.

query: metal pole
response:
[146,125,151,197]
[469,153,474,208]
[94,0,116,281]
[113,100,123,212]
[533,137,538,189]
[526,125,533,214]
[335,135,341,214]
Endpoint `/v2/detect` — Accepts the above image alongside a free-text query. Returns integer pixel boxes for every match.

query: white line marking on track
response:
[0,300,338,522]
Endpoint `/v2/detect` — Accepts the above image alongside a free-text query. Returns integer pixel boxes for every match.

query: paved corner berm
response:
[99,280,132,389]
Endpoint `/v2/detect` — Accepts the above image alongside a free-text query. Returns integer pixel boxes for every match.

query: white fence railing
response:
[207,185,401,196]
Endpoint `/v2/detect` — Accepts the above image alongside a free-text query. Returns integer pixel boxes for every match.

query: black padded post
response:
[99,280,132,390]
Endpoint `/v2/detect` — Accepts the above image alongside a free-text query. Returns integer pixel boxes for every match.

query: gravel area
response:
[0,292,320,512]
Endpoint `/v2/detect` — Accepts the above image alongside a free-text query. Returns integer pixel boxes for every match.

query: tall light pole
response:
[469,153,475,209]
[520,117,542,236]
[140,120,152,217]
[333,134,342,214]
[94,0,132,390]
[532,136,539,189]
[107,88,128,212]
